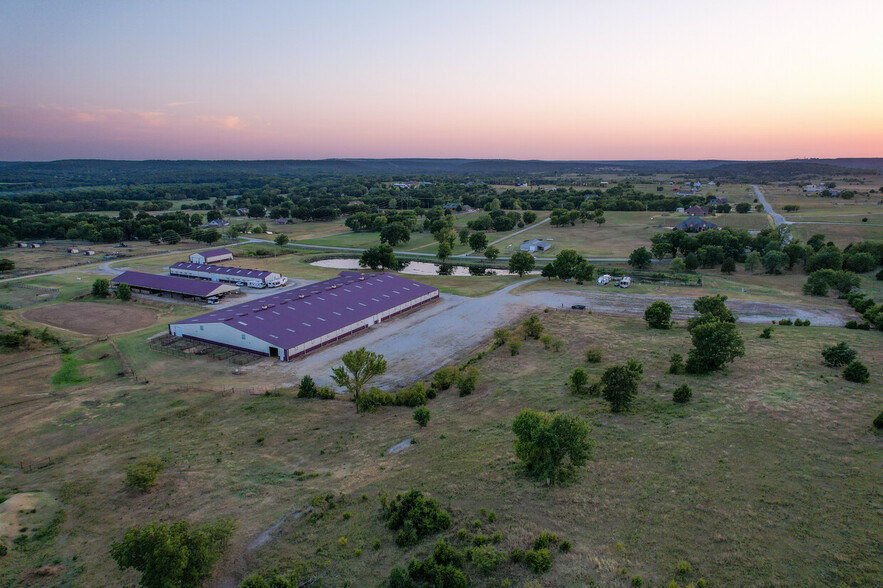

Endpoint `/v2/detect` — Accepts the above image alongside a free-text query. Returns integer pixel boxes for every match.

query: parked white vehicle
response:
[247,280,267,289]
[206,297,220,305]
[620,277,631,288]
[597,274,611,286]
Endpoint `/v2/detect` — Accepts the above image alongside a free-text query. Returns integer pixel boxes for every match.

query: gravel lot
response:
[275,281,851,388]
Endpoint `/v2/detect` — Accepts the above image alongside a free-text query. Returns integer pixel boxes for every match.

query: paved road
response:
[753,185,789,227]
[273,282,850,389]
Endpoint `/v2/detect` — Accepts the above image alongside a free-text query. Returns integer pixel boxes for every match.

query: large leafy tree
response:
[380,222,411,246]
[600,360,644,413]
[628,247,652,269]
[468,232,488,252]
[643,301,672,329]
[359,244,400,270]
[110,518,235,588]
[512,409,594,484]
[550,249,583,280]
[685,319,745,374]
[331,347,388,411]
[508,251,536,277]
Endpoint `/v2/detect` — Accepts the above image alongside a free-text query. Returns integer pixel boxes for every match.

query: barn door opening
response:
[269,347,279,358]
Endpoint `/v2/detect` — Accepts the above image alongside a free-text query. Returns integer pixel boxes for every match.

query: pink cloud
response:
[199,115,244,130]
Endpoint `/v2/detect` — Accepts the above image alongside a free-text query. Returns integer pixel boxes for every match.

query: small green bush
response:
[297,375,318,398]
[413,406,431,427]
[585,346,603,363]
[469,545,506,573]
[533,531,559,550]
[490,532,503,544]
[342,512,351,520]
[525,548,552,573]
[843,360,870,383]
[487,510,497,523]
[125,456,164,491]
[668,353,686,374]
[873,411,883,430]
[559,540,572,553]
[672,384,692,404]
[677,560,692,574]
[472,533,488,546]
[432,367,458,391]
[845,320,859,329]
[632,576,644,587]
[316,386,335,400]
[822,342,857,367]
[508,339,522,356]
[778,318,793,326]
[510,548,524,563]
[396,383,428,407]
[384,490,451,547]
[696,579,707,588]
[456,368,479,397]
[456,528,469,542]
[760,326,774,338]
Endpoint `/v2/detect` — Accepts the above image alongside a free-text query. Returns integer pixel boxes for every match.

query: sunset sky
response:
[1,0,881,161]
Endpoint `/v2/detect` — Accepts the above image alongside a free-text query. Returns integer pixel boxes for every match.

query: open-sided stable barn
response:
[168,272,439,360]
[111,271,239,301]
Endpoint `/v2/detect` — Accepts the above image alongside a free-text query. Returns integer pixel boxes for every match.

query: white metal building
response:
[170,262,285,287]
[168,272,439,360]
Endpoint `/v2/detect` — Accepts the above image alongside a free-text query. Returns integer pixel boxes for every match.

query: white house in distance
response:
[519,239,552,253]
[189,248,234,264]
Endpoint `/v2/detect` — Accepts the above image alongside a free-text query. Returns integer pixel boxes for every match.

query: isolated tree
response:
[437,241,452,261]
[821,342,857,367]
[380,222,411,246]
[331,347,388,411]
[359,244,399,270]
[669,258,686,272]
[684,252,700,271]
[116,282,132,301]
[508,251,536,277]
[484,246,499,261]
[644,301,673,329]
[762,250,789,274]
[600,360,644,413]
[688,295,736,330]
[721,257,736,274]
[274,234,289,247]
[92,278,110,297]
[569,368,590,396]
[189,213,203,227]
[628,247,652,270]
[594,215,606,229]
[548,249,582,280]
[512,409,594,484]
[458,228,470,245]
[685,319,745,374]
[523,211,537,224]
[468,232,488,252]
[110,518,235,588]
[201,229,221,245]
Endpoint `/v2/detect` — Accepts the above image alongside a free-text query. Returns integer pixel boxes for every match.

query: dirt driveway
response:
[275,282,852,389]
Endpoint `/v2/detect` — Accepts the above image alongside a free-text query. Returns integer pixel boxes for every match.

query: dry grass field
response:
[1,304,881,586]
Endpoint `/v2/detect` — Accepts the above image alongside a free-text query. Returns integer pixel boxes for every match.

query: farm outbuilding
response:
[189,248,234,264]
[111,271,239,301]
[519,239,552,252]
[168,271,440,361]
[169,262,285,287]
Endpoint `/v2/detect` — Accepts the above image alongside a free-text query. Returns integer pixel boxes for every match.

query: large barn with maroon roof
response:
[168,272,439,360]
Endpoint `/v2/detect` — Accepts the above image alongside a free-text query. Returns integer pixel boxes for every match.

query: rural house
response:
[684,205,710,216]
[675,217,718,233]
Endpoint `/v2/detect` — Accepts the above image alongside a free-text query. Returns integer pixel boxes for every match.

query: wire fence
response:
[149,334,262,366]
[0,284,59,309]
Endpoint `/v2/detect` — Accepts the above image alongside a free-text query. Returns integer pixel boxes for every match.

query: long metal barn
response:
[168,272,440,360]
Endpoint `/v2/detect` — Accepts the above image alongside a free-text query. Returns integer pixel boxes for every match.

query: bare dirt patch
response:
[23,302,158,335]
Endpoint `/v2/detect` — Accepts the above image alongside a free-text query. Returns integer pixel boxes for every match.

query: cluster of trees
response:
[466,209,526,232]
[540,249,594,282]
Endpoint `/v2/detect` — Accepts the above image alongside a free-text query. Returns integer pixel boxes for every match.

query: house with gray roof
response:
[675,217,718,233]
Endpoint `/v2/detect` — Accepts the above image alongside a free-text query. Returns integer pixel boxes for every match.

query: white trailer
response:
[597,274,611,286]
[620,277,631,288]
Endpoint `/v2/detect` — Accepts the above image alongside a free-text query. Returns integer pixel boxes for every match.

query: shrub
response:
[672,384,692,403]
[793,318,804,326]
[433,539,465,567]
[493,328,510,346]
[843,360,870,383]
[508,339,522,356]
[601,360,644,413]
[487,510,497,523]
[878,268,883,281]
[644,301,673,329]
[802,319,811,326]
[356,387,396,412]
[432,367,458,391]
[456,528,469,542]
[317,386,335,400]
[125,456,164,491]
[110,518,235,588]
[525,548,553,573]
[384,490,451,547]
[845,320,859,329]
[821,342,857,367]
[677,560,692,574]
[297,375,318,398]
[491,532,503,544]
[585,346,603,363]
[456,368,479,397]
[550,337,564,352]
[686,320,744,374]
[91,278,110,297]
[413,406,431,427]
[396,383,428,407]
[472,533,488,546]
[533,531,559,550]
[510,548,524,563]
[873,411,883,430]
[513,409,594,484]
[523,315,544,339]
[569,367,590,396]
[559,540,572,553]
[387,566,412,588]
[338,537,348,546]
[760,326,774,338]
[632,576,644,587]
[668,353,686,374]
[470,545,506,573]
[778,318,793,326]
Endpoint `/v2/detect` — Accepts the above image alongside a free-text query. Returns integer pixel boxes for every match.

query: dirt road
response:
[277,282,851,389]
